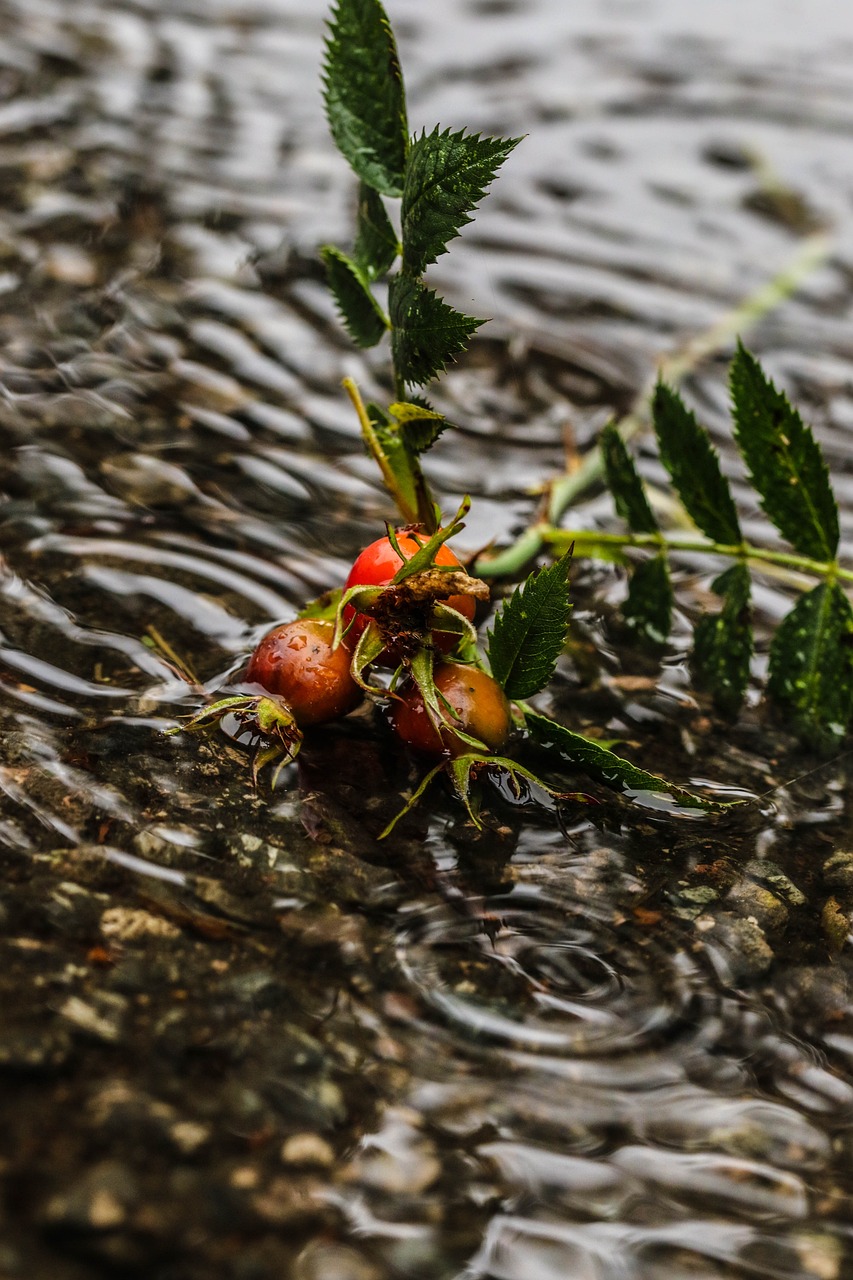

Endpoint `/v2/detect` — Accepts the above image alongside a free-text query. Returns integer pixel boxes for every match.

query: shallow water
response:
[2,1,853,1276]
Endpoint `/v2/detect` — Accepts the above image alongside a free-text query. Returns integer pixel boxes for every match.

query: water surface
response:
[2,1,853,1276]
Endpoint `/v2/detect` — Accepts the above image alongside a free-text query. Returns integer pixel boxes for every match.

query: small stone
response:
[100,907,181,942]
[726,882,788,933]
[41,1162,137,1232]
[294,1242,381,1280]
[58,992,128,1044]
[169,1121,211,1154]
[281,1134,335,1169]
[823,851,853,903]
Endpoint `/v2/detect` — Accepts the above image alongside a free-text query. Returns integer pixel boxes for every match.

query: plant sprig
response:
[322,0,519,525]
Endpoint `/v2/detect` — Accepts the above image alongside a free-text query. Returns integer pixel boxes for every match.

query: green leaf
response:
[525,711,725,814]
[652,380,741,545]
[487,551,572,699]
[767,580,853,750]
[354,182,399,280]
[321,246,388,347]
[298,587,343,622]
[401,127,522,275]
[601,423,658,534]
[623,554,672,647]
[693,563,752,717]
[322,0,408,196]
[389,275,483,387]
[730,342,839,561]
[389,398,448,454]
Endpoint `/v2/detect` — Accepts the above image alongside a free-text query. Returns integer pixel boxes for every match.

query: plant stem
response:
[475,229,832,579]
[542,525,852,587]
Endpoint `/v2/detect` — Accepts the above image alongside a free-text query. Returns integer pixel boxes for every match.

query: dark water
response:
[2,1,853,1276]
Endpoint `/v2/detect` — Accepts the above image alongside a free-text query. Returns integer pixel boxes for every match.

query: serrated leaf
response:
[623,554,672,646]
[389,398,449,454]
[487,551,572,699]
[321,246,388,347]
[730,342,838,561]
[525,711,725,814]
[653,380,741,545]
[401,127,522,275]
[322,0,408,196]
[601,423,658,534]
[389,275,483,387]
[354,182,399,280]
[767,580,853,750]
[693,563,752,717]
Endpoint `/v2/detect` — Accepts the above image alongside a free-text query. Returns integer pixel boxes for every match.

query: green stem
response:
[543,525,852,586]
[475,229,832,579]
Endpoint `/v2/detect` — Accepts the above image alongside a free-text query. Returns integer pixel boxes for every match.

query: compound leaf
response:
[526,712,724,814]
[323,0,408,196]
[321,246,388,347]
[623,553,672,646]
[730,342,838,562]
[692,563,752,717]
[767,580,853,750]
[402,127,522,275]
[487,551,572,699]
[389,275,483,386]
[354,182,399,279]
[653,380,741,546]
[601,423,658,535]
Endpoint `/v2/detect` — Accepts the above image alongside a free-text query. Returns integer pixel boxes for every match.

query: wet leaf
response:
[601,422,658,534]
[693,562,753,716]
[730,342,839,561]
[487,551,573,699]
[354,181,399,279]
[389,275,483,387]
[321,246,388,347]
[322,0,408,196]
[623,553,672,646]
[402,127,521,275]
[525,711,727,814]
[767,580,853,750]
[653,380,741,545]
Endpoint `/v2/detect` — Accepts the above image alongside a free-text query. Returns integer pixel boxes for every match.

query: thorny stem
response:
[475,229,832,579]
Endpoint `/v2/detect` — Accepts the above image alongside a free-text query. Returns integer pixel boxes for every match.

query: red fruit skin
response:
[390,663,511,759]
[245,619,360,726]
[343,533,476,655]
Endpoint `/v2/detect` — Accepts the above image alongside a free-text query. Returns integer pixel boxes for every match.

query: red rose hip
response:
[246,619,361,726]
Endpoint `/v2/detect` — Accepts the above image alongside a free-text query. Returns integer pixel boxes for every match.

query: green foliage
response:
[354,182,399,279]
[402,127,521,275]
[730,341,838,561]
[487,552,573,699]
[595,346,850,744]
[389,275,483,387]
[601,423,658,535]
[653,380,741,545]
[525,712,726,814]
[320,246,388,347]
[388,398,449,454]
[623,553,672,647]
[692,564,752,717]
[322,0,408,196]
[767,580,853,750]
